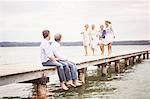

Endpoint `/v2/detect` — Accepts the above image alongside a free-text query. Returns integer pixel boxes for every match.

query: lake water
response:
[0,45,150,99]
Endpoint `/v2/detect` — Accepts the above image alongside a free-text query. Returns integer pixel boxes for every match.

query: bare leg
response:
[100,44,104,56]
[108,43,112,56]
[92,48,95,55]
[84,46,88,56]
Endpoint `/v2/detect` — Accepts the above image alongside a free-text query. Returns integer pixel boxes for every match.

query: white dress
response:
[82,30,90,46]
[90,30,99,49]
[104,26,114,45]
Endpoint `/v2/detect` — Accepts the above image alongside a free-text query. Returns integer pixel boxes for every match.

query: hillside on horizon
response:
[0,40,150,47]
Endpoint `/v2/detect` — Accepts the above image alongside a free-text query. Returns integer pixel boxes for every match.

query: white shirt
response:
[90,30,98,40]
[40,39,54,63]
[105,26,115,43]
[82,30,90,42]
[50,41,67,60]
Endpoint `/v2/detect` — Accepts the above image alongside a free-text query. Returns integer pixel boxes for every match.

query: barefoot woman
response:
[105,21,115,55]
[81,24,90,56]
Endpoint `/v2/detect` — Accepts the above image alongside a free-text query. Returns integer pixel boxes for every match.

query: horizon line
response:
[0,40,150,43]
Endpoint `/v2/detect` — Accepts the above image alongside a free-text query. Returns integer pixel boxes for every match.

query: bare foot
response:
[66,81,76,87]
[61,83,69,90]
[74,81,82,87]
[76,80,83,83]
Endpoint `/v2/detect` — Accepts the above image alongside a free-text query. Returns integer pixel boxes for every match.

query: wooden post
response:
[133,56,137,64]
[146,51,149,59]
[129,57,133,65]
[78,68,87,84]
[96,65,101,76]
[108,62,111,66]
[101,63,109,76]
[125,58,130,67]
[97,65,102,71]
[143,53,146,59]
[137,54,141,62]
[32,76,49,99]
[115,60,120,73]
[97,65,102,76]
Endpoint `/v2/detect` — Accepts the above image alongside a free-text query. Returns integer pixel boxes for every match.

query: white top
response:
[89,29,99,48]
[82,30,90,41]
[40,39,54,63]
[105,26,115,44]
[50,41,67,60]
[81,30,90,46]
[90,30,98,41]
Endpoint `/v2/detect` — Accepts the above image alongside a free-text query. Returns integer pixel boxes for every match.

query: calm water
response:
[0,45,150,99]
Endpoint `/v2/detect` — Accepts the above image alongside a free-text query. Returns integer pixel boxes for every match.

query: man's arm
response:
[48,55,58,62]
[44,44,58,62]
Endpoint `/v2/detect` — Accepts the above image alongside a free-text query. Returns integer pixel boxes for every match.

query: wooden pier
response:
[0,49,149,99]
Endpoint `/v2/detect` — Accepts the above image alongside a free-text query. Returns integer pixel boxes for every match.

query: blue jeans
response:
[59,60,78,81]
[42,60,70,82]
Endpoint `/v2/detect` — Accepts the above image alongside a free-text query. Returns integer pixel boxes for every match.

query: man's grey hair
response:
[54,33,62,41]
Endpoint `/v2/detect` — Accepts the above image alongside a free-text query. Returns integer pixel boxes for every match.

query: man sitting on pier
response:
[50,33,82,86]
[40,30,71,90]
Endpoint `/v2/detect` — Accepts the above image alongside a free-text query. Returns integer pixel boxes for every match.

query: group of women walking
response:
[81,20,115,56]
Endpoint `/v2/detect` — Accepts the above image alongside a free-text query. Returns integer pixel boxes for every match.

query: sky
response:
[0,0,150,42]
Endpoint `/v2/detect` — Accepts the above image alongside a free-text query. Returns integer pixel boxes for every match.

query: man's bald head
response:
[54,33,62,42]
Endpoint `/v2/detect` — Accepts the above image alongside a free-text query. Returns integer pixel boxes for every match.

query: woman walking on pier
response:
[81,24,91,56]
[105,21,115,55]
[89,24,99,55]
[98,25,105,56]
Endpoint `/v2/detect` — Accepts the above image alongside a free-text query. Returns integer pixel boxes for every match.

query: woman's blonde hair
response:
[105,20,111,24]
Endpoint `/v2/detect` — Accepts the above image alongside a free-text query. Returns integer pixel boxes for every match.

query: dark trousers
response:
[59,60,78,80]
[42,60,71,82]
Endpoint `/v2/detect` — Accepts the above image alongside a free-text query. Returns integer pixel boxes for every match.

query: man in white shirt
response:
[40,30,69,90]
[51,33,82,86]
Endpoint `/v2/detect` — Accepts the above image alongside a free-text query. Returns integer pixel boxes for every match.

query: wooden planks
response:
[0,67,56,86]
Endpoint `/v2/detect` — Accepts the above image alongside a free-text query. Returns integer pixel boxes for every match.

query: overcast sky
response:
[0,0,149,42]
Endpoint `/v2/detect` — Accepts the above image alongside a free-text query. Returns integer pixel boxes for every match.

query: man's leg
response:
[59,60,76,87]
[66,61,82,86]
[58,60,72,81]
[66,61,78,80]
[42,60,68,90]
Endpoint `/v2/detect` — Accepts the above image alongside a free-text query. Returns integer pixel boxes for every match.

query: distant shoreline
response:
[0,40,150,47]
